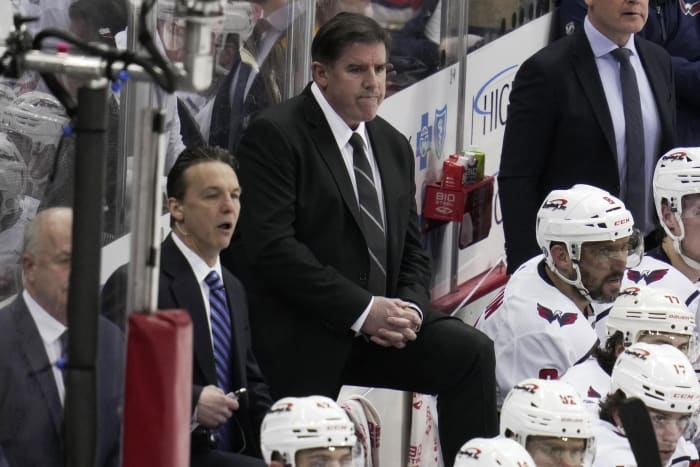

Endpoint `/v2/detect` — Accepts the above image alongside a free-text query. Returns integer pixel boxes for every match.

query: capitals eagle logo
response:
[627,269,668,285]
[537,303,578,326]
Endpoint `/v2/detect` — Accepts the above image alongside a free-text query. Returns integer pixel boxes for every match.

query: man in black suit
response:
[223,13,497,465]
[0,207,123,467]
[161,146,272,467]
[102,146,272,467]
[498,0,676,273]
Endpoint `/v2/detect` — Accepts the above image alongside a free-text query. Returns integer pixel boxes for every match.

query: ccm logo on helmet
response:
[542,198,567,210]
[614,218,631,226]
[270,402,294,413]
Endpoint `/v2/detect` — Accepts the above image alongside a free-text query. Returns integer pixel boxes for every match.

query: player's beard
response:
[581,267,624,303]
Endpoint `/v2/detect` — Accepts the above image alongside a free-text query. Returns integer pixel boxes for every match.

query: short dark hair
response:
[311,12,390,65]
[599,389,627,424]
[594,331,624,376]
[166,145,237,201]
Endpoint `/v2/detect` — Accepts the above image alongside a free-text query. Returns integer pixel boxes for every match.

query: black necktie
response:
[349,133,387,295]
[611,47,647,229]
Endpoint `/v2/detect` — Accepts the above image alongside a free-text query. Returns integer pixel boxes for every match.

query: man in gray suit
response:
[0,208,123,467]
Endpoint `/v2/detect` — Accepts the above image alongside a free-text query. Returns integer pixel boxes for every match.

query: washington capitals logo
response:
[679,0,700,16]
[270,402,293,413]
[662,150,693,161]
[624,347,651,360]
[620,286,641,297]
[462,448,482,459]
[588,386,602,398]
[627,269,668,285]
[542,198,568,210]
[537,303,578,326]
[514,382,539,394]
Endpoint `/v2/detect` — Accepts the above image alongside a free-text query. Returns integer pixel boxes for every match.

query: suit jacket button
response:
[359,273,368,282]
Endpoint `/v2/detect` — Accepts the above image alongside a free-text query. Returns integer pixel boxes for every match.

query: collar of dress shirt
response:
[23,289,66,347]
[171,233,224,287]
[310,82,370,152]
[584,15,638,59]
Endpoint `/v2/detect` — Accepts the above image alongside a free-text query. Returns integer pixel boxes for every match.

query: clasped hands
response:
[360,297,422,349]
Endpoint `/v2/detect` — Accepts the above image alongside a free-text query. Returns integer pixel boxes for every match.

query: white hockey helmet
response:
[260,396,357,467]
[611,342,700,414]
[500,378,595,466]
[536,184,643,298]
[454,437,535,467]
[653,148,700,269]
[606,286,697,358]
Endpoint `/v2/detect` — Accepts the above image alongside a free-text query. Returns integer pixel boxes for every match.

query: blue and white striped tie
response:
[205,270,234,450]
[205,270,232,392]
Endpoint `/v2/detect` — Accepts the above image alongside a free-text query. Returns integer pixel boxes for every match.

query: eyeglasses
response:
[648,411,691,433]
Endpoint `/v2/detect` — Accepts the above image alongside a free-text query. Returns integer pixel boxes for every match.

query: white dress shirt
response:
[23,289,67,406]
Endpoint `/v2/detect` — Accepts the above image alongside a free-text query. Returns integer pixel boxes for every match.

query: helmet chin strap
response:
[548,258,593,301]
[670,215,700,271]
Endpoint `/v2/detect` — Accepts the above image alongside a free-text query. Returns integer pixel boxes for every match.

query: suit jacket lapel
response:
[161,236,217,385]
[303,87,364,230]
[14,297,64,436]
[571,33,617,158]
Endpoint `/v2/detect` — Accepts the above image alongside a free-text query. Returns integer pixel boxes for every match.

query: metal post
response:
[64,78,109,467]
[449,0,471,293]
[127,108,167,315]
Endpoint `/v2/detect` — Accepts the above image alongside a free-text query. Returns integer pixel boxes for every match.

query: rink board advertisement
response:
[380,13,553,300]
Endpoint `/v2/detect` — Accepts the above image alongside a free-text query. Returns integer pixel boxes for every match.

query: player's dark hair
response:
[599,389,627,424]
[594,331,624,375]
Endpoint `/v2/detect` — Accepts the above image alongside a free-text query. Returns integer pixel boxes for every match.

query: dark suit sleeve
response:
[234,117,374,330]
[498,55,558,273]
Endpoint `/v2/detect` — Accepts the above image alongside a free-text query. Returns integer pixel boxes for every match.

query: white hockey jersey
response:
[475,255,598,406]
[592,419,699,467]
[592,255,700,346]
[561,356,611,416]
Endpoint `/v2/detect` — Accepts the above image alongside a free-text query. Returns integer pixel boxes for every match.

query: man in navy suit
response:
[499,0,676,273]
[0,207,123,467]
[224,13,498,465]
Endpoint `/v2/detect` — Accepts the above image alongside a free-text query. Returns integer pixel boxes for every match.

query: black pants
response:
[340,312,498,466]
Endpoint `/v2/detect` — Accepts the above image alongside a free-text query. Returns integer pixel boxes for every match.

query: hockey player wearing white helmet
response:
[454,437,535,467]
[562,286,697,414]
[500,378,595,467]
[477,184,642,404]
[594,343,700,467]
[260,396,356,467]
[652,148,700,287]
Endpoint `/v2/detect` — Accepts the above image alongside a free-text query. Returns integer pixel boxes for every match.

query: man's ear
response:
[550,243,571,266]
[660,202,682,236]
[311,61,328,89]
[168,197,183,222]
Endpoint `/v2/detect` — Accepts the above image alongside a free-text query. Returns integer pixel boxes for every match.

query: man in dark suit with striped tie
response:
[223,13,498,465]
[159,146,272,467]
